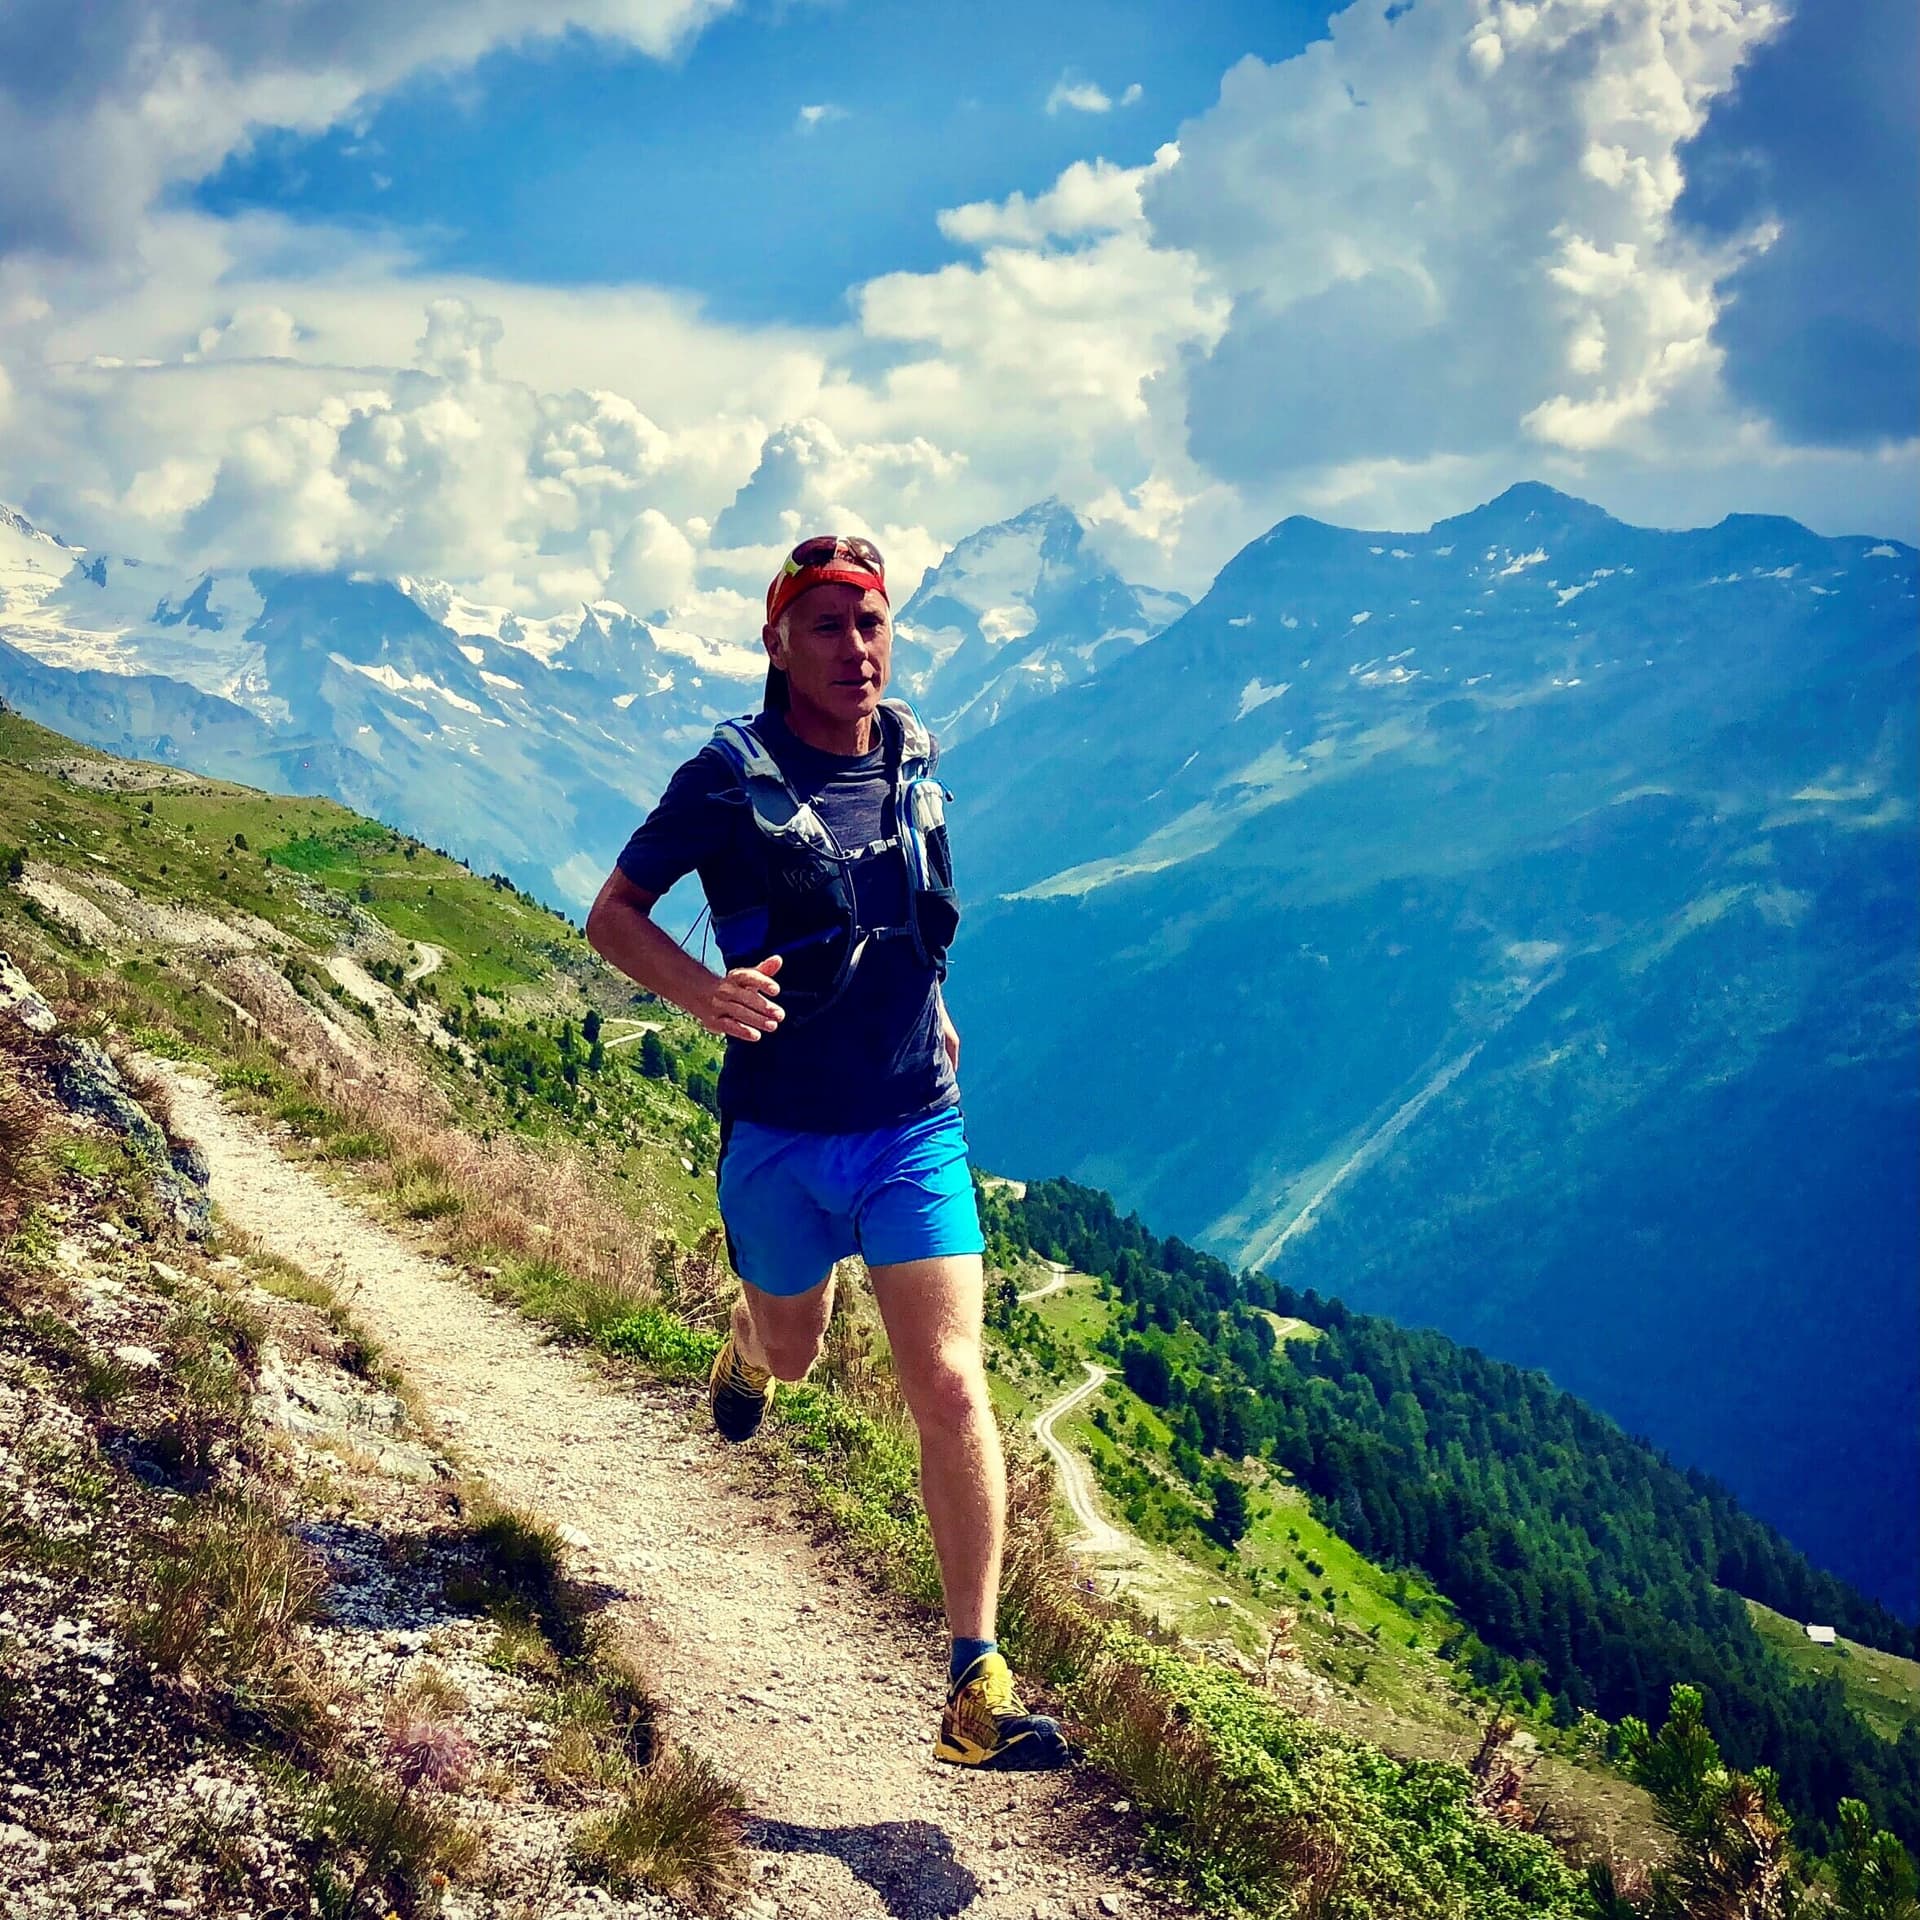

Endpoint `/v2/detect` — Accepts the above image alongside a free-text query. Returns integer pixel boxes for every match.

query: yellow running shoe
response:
[708,1334,774,1443]
[935,1651,1071,1770]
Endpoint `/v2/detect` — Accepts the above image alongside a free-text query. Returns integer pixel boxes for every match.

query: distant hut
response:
[1805,1623,1838,1646]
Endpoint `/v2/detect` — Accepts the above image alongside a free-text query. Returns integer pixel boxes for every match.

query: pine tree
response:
[1621,1684,1812,1919]
[1830,1799,1920,1920]
[1210,1474,1250,1548]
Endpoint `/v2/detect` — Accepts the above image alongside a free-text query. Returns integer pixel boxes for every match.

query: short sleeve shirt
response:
[617,711,958,1134]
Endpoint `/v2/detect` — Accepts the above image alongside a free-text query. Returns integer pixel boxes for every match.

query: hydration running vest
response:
[705,699,960,1026]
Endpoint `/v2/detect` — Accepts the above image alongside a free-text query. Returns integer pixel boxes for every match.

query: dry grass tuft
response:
[394,1664,470,1720]
[316,1756,480,1914]
[568,1742,746,1909]
[388,1154,464,1221]
[112,1046,179,1141]
[131,1490,329,1707]
[447,1492,596,1665]
[0,1057,50,1245]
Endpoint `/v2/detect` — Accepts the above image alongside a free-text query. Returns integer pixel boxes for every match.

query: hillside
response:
[943,484,1920,1617]
[981,1176,1920,1861]
[1,704,1644,1919]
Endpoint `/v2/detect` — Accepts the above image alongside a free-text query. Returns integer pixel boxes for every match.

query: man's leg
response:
[731,1270,836,1382]
[871,1251,1068,1769]
[866,1254,1001,1640]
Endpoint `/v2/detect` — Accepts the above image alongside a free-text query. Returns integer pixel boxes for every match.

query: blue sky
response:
[0,0,1912,621]
[193,2,1326,326]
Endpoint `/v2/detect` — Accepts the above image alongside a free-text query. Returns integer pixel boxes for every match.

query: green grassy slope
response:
[1748,1599,1920,1743]
[2,707,1661,1901]
[0,706,725,1235]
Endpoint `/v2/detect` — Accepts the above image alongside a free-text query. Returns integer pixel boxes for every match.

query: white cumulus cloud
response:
[0,1,734,262]
[1151,0,1785,490]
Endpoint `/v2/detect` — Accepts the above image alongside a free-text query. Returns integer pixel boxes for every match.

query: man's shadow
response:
[746,1817,980,1918]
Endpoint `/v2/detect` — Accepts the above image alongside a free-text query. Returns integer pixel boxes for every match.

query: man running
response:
[585,534,1070,1772]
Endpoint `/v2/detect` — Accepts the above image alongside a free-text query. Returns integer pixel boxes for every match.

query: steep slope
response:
[943,484,1919,1614]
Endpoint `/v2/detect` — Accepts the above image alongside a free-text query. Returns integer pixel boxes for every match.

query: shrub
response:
[1079,1631,1599,1920]
[601,1304,722,1380]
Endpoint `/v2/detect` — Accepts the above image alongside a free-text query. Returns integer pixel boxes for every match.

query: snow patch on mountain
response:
[890,499,1187,743]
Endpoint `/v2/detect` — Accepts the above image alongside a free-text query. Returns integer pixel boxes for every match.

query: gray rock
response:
[46,1036,211,1236]
[0,953,58,1035]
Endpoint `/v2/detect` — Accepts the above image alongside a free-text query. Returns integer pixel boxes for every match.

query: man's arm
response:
[584,867,784,1043]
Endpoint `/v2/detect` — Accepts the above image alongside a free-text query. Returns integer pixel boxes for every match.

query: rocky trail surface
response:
[154,1067,1169,1920]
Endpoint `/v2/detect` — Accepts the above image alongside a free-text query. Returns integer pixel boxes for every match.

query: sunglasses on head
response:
[782,534,885,578]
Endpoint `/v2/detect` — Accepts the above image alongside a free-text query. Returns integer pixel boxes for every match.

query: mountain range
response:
[2,483,1913,1615]
[940,482,1919,1615]
[0,497,1181,909]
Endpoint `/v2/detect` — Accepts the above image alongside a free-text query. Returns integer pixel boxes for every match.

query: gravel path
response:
[1030,1367,1134,1562]
[155,1067,1163,1920]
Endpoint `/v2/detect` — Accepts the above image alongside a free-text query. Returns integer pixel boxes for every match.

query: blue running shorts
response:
[716,1105,986,1297]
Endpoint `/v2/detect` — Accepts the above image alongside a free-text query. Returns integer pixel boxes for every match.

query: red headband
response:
[765,536,888,630]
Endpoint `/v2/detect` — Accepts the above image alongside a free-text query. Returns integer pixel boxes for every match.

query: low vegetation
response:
[5,706,1914,1918]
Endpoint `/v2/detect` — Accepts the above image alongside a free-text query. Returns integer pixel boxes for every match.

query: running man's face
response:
[767,581,892,728]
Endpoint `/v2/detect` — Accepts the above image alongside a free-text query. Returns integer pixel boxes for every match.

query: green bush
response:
[600,1305,722,1380]
[1083,1631,1600,1919]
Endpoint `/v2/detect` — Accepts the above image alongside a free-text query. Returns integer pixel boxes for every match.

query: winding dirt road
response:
[1031,1366,1133,1560]
[1016,1260,1070,1306]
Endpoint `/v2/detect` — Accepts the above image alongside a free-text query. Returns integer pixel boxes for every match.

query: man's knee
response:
[760,1329,825,1383]
[906,1345,991,1435]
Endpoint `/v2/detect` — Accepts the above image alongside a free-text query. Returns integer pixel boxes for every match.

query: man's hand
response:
[938,1000,960,1073]
[697,954,785,1042]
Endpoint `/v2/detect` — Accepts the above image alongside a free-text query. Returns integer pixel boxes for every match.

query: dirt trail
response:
[155,1067,1161,1920]
[1030,1368,1133,1562]
[403,940,445,984]
[1016,1261,1069,1306]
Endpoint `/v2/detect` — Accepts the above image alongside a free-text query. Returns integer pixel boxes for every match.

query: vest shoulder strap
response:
[707,716,836,851]
[878,697,934,775]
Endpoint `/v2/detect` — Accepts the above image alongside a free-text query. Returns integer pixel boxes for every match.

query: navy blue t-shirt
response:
[616,711,958,1134]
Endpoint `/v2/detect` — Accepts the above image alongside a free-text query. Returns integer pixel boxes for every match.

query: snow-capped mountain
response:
[0,505,763,908]
[0,495,1181,899]
[891,499,1187,743]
